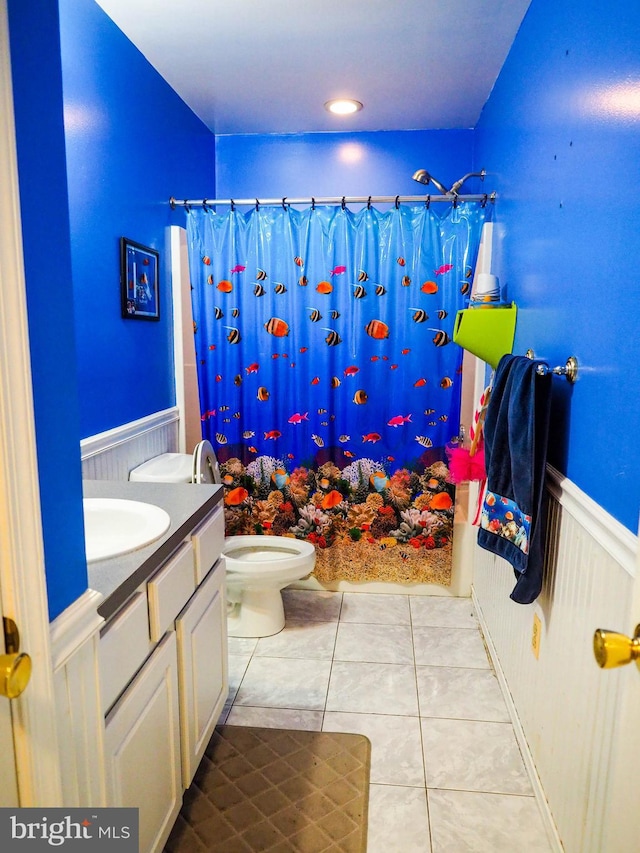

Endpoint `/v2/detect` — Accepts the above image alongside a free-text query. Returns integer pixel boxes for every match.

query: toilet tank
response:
[129,453,193,483]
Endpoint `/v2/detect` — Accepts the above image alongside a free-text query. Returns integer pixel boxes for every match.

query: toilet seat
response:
[193,439,221,484]
[223,536,315,586]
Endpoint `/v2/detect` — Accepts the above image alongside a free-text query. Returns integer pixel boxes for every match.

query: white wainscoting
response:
[473,467,636,853]
[50,590,107,807]
[80,408,179,481]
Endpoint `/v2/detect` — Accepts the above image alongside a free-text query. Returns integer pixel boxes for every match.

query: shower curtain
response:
[186,202,487,584]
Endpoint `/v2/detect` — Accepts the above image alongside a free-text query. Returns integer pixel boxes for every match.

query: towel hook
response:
[526,351,579,383]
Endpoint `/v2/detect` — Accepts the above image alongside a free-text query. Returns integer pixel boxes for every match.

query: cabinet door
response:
[176,563,228,788]
[104,633,182,853]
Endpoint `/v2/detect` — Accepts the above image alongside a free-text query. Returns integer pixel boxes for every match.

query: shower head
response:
[411,169,449,195]
[448,169,487,195]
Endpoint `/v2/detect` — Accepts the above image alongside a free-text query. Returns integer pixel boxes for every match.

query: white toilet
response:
[129,441,316,637]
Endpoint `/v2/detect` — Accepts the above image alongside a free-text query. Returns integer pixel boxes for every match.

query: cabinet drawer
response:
[100,591,153,713]
[192,506,224,584]
[147,541,195,643]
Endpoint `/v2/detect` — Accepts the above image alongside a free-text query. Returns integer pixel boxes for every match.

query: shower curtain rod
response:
[169,193,496,210]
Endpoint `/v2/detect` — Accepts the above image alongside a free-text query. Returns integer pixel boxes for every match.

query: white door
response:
[0,0,62,805]
[598,532,640,852]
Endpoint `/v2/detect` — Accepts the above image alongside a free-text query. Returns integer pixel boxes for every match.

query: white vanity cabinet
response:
[99,503,227,853]
[103,633,182,853]
[176,561,227,787]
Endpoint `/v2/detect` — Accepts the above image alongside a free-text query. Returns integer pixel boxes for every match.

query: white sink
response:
[83,498,171,563]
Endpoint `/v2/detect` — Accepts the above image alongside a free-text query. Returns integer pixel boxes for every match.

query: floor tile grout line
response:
[409,594,433,852]
[321,590,344,731]
[426,784,538,799]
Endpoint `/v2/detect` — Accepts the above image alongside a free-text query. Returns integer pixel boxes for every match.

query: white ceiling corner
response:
[95,0,532,135]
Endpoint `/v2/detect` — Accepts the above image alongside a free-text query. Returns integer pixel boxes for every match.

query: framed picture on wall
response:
[120,237,160,320]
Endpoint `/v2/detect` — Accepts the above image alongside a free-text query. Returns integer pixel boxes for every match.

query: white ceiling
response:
[95,0,531,135]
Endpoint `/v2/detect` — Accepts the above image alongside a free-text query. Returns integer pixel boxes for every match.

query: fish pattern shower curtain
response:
[187,203,487,584]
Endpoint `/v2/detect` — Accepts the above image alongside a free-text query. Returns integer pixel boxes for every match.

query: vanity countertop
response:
[83,479,224,622]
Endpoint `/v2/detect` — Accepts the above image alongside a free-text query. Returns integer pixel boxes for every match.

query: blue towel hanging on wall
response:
[477,354,552,604]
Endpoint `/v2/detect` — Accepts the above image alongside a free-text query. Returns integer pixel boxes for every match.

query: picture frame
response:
[120,237,160,320]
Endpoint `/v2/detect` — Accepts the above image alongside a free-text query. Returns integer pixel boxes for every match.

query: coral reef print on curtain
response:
[187,203,487,584]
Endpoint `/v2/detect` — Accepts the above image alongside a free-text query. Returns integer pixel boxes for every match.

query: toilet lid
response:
[193,440,221,484]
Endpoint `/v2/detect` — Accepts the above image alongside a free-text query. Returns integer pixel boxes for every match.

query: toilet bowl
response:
[224,536,315,637]
[129,441,315,637]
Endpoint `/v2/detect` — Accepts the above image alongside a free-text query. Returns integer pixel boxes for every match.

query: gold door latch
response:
[0,616,32,699]
[593,625,640,670]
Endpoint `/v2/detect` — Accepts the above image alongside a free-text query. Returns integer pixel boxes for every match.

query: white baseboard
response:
[472,586,564,853]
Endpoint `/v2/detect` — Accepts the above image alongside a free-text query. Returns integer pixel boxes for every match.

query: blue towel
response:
[477,354,552,604]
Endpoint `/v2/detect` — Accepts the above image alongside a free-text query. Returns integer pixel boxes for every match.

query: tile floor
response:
[218,590,554,853]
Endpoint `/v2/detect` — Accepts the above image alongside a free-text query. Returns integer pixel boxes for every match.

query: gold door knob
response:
[593,625,640,670]
[0,652,32,699]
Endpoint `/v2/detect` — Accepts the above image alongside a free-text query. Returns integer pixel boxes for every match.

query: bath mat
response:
[164,725,371,853]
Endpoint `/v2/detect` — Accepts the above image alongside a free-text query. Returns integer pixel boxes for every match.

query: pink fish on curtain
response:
[387,414,412,427]
[434,264,454,275]
[330,265,347,276]
[230,264,246,273]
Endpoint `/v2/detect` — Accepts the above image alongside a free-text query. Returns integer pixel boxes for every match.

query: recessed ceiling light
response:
[324,98,363,116]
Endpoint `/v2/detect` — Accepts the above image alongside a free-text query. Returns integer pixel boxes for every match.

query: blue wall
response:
[8,0,87,620]
[475,0,640,533]
[9,0,217,620]
[215,130,475,201]
[59,0,216,439]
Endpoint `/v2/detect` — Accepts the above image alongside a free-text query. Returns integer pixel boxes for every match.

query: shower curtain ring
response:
[341,197,346,210]
[184,199,191,212]
[394,195,400,209]
[282,197,288,209]
[425,195,431,210]
[230,199,235,211]
[452,195,458,208]
[255,199,260,211]
[202,198,208,211]
[311,197,316,210]
[367,196,372,210]
[481,194,488,208]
